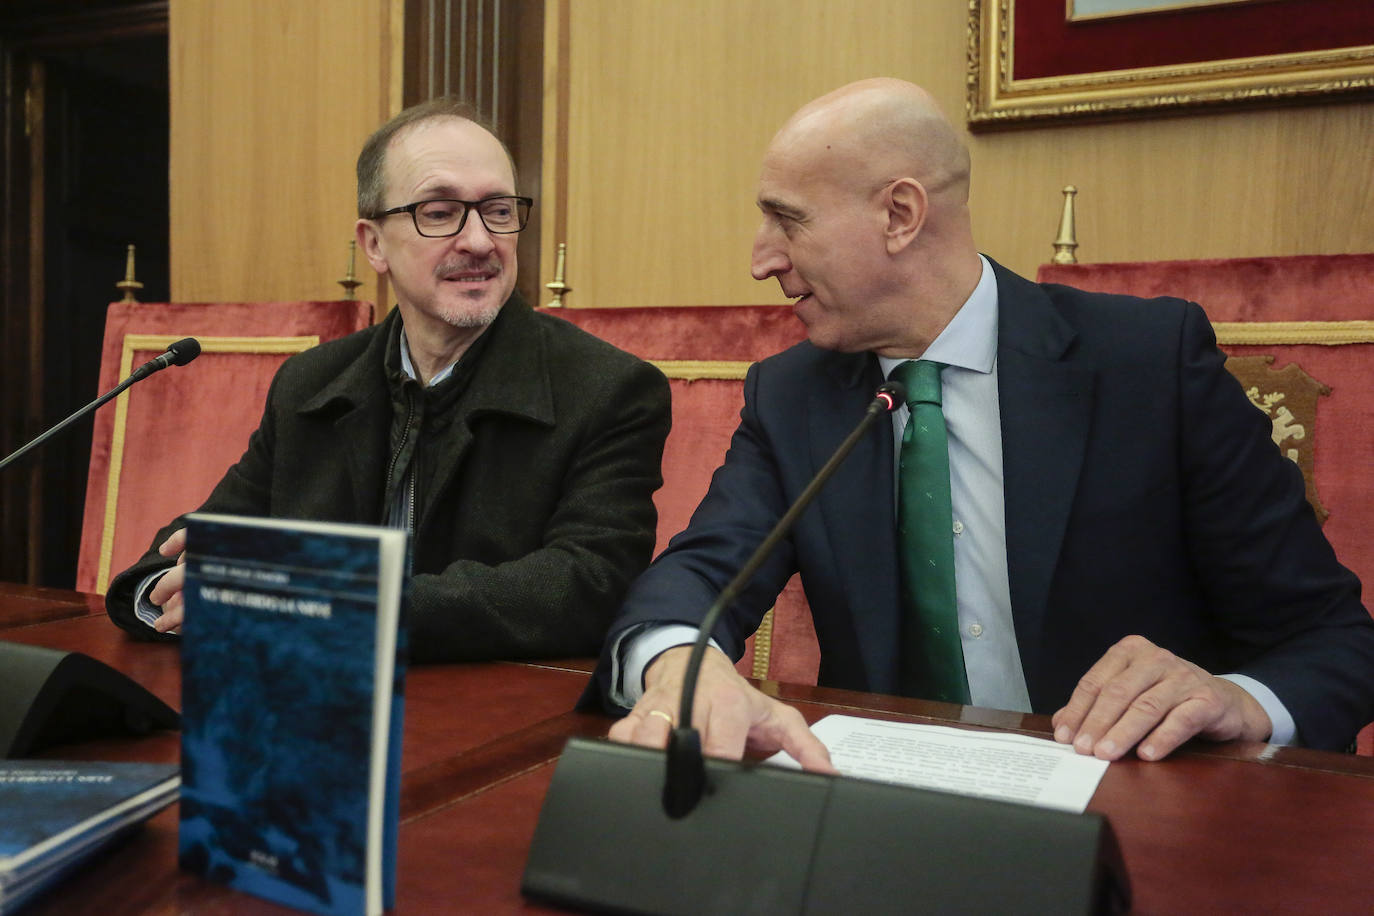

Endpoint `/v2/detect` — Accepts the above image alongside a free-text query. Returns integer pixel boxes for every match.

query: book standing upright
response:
[177,514,407,916]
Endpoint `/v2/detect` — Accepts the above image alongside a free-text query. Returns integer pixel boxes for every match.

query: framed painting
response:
[967,0,1374,129]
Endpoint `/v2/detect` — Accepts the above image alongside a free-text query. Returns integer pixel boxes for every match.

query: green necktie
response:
[891,360,970,704]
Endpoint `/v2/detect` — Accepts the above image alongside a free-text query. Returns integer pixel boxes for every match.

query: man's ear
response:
[884,178,927,254]
[356,219,390,275]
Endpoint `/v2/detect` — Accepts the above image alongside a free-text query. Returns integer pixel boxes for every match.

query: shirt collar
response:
[399,326,460,387]
[878,254,997,379]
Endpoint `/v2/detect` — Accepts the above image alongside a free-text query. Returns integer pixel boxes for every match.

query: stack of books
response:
[0,760,179,914]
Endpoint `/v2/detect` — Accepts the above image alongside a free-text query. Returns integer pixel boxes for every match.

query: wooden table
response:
[4,582,1373,914]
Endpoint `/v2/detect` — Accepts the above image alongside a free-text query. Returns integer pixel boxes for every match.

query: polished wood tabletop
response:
[3,582,1373,914]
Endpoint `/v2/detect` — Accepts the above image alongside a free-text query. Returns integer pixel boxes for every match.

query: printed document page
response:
[765,714,1108,812]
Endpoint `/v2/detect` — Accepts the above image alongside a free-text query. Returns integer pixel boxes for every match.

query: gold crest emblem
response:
[1225,355,1331,523]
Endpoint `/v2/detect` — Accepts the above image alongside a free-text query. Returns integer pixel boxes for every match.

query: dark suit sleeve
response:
[1174,303,1374,749]
[584,361,801,710]
[405,359,672,663]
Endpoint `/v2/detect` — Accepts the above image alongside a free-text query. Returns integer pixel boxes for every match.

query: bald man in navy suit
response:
[591,78,1374,767]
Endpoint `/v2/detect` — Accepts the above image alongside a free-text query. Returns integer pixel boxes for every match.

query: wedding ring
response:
[647,709,676,727]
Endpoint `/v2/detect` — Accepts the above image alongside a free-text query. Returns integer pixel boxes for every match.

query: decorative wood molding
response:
[1213,321,1374,347]
[967,0,1374,129]
[649,360,752,381]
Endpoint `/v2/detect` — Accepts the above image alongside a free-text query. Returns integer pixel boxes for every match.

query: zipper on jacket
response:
[405,471,416,535]
[385,393,417,529]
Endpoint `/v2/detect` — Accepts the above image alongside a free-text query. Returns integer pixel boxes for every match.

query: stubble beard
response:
[434,254,509,329]
[438,299,503,329]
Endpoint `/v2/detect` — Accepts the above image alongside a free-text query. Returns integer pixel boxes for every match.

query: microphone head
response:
[168,337,201,366]
[875,380,906,413]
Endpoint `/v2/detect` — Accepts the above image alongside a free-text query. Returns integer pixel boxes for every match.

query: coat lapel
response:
[298,313,395,521]
[991,262,1094,702]
[812,352,902,692]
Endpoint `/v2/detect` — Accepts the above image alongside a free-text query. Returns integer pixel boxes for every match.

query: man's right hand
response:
[607,644,836,772]
[147,528,188,633]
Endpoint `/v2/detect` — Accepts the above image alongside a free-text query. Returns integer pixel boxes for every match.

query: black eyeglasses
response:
[374,196,534,237]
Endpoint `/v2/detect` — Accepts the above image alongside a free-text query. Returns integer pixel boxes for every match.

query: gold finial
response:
[1052,185,1079,265]
[115,244,143,303]
[545,242,571,307]
[338,239,363,300]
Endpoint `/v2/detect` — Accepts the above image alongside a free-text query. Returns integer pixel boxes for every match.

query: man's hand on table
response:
[147,528,188,634]
[1052,635,1273,762]
[607,645,836,773]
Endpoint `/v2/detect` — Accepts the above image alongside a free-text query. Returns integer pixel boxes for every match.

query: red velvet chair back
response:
[77,300,375,595]
[537,306,818,683]
[1038,254,1374,753]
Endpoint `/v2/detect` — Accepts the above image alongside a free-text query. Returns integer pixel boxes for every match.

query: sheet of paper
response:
[764,714,1108,812]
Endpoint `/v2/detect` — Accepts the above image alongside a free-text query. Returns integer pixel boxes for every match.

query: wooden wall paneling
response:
[553,0,968,308]
[971,101,1374,274]
[545,0,1374,309]
[402,0,543,310]
[169,0,399,305]
[537,0,567,308]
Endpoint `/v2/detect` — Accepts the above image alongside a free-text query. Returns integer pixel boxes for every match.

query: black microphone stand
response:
[664,382,904,818]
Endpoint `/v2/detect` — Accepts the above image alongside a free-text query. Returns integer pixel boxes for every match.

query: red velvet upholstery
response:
[1038,254,1374,753]
[76,300,375,595]
[536,306,816,683]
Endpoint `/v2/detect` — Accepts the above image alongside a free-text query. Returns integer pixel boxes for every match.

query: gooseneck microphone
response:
[129,336,201,381]
[665,380,905,818]
[0,337,201,474]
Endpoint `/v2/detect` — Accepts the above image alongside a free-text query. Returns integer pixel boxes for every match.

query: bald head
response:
[751,79,982,356]
[769,78,970,205]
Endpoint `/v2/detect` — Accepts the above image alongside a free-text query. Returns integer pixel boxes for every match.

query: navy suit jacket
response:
[591,260,1374,750]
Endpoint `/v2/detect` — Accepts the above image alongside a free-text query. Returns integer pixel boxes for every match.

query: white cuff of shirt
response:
[133,569,177,634]
[609,624,721,709]
[1219,673,1296,746]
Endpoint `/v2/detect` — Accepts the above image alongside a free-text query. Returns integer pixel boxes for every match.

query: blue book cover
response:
[0,760,180,913]
[178,514,407,916]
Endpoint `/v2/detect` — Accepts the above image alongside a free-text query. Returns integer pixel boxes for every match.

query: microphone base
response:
[0,641,181,758]
[523,737,1130,915]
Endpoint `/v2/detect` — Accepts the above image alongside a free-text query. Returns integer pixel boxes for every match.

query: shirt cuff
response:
[609,624,719,709]
[133,569,178,635]
[1219,673,1296,746]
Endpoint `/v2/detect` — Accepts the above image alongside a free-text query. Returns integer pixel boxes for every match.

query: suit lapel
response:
[812,353,902,692]
[991,262,1094,703]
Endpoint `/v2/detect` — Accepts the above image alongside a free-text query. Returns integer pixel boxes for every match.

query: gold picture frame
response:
[966,0,1374,129]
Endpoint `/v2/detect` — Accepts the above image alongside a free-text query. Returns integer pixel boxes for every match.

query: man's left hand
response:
[1051,635,1273,761]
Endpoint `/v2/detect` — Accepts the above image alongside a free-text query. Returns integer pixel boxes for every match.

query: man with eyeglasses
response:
[106,99,672,665]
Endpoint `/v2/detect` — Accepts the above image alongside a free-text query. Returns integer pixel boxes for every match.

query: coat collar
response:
[457,300,557,428]
[292,298,557,528]
[298,297,556,428]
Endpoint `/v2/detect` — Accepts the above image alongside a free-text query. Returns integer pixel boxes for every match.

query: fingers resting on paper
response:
[607,645,835,773]
[1052,635,1272,762]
